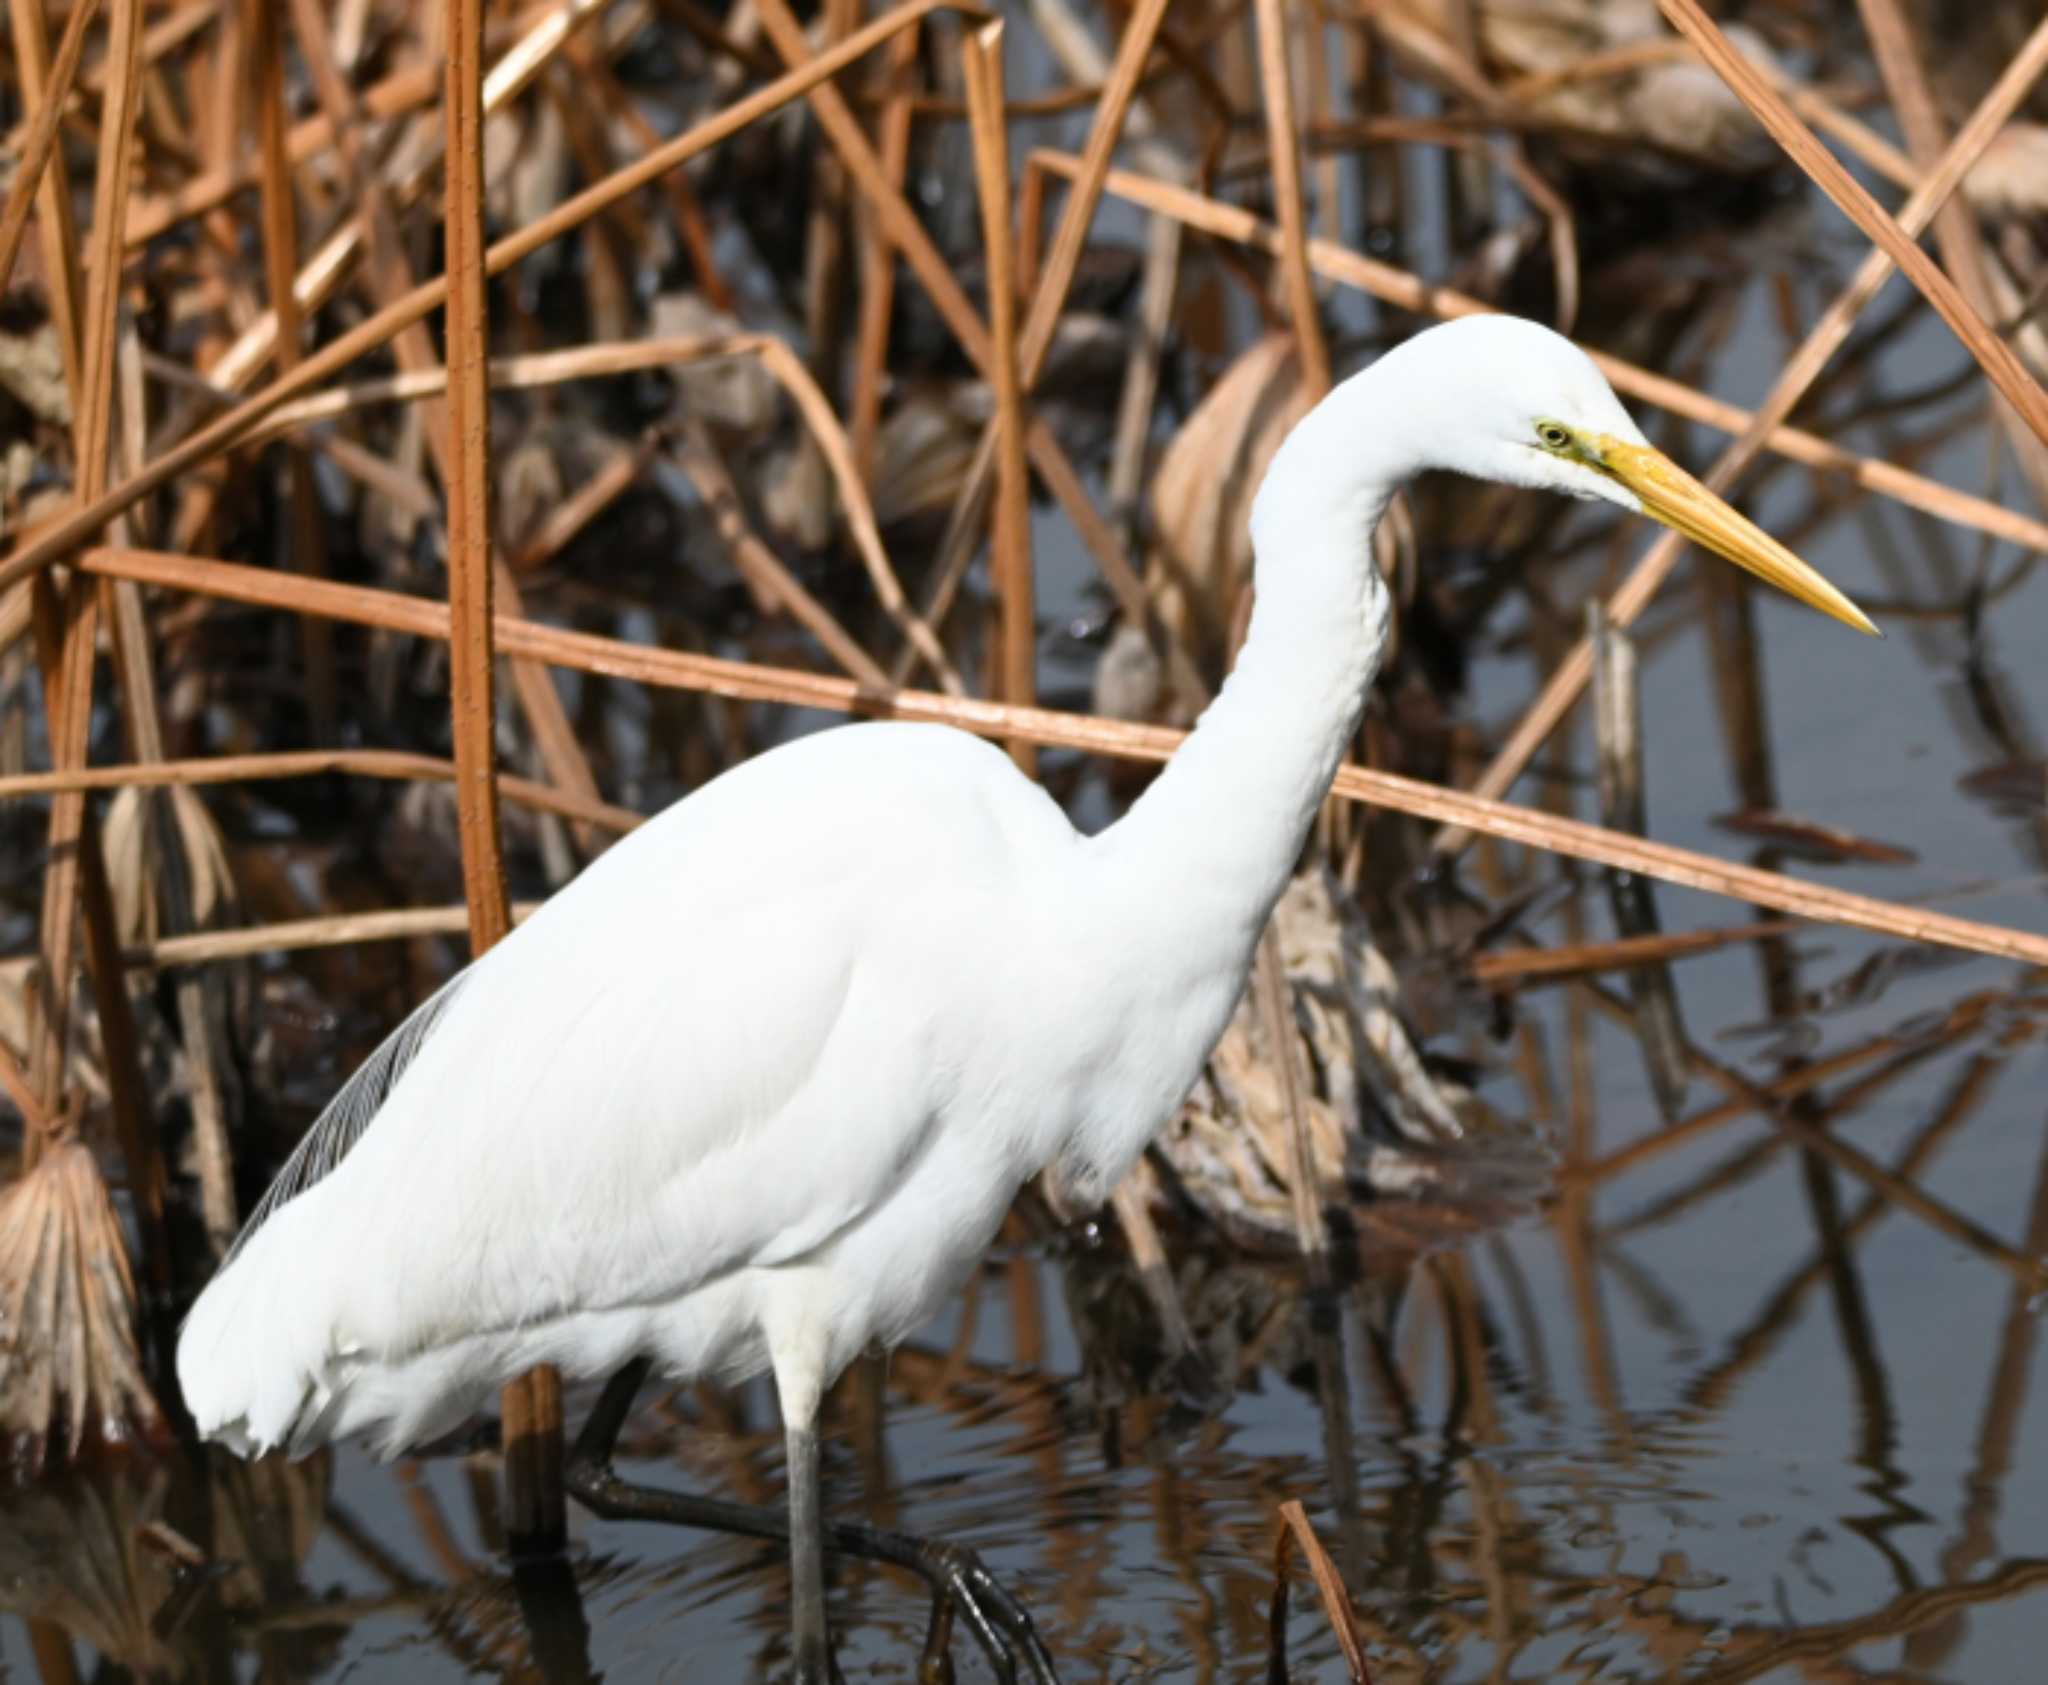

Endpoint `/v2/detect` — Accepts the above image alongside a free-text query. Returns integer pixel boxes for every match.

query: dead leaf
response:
[0,324,70,426]
[651,295,779,431]
[1966,123,2048,218]
[1147,334,1304,682]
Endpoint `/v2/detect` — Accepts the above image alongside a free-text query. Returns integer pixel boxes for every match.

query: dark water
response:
[10,214,2048,1685]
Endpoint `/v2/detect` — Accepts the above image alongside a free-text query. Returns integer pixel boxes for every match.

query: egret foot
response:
[562,1362,1060,1685]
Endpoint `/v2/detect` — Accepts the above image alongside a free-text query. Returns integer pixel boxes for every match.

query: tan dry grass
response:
[69,542,2048,970]
[6,0,2048,1498]
[1657,0,2048,449]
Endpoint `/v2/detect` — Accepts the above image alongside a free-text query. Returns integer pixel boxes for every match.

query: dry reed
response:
[962,21,1036,772]
[61,542,2048,968]
[1271,1498,1372,1682]
[0,0,168,1476]
[1656,0,2048,448]
[2,3,2045,1619]
[1438,9,2048,845]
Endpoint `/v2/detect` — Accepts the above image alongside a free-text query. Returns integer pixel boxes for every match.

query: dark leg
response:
[563,1361,1059,1685]
[785,1414,831,1683]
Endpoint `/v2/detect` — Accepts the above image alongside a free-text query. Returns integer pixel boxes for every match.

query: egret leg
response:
[785,1410,831,1682]
[562,1361,1060,1685]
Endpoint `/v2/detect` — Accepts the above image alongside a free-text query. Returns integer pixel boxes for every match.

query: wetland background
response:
[5,0,2048,1677]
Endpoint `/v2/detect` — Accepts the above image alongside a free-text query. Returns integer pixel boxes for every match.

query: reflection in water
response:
[13,534,2048,1677]
[13,0,2048,1672]
[15,139,2048,1685]
[0,1447,331,1679]
[10,943,2046,1683]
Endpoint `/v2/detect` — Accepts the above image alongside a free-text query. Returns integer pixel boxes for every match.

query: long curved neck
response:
[1091,366,1412,954]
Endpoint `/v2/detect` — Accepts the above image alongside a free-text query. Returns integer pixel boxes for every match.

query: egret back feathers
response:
[220,970,474,1268]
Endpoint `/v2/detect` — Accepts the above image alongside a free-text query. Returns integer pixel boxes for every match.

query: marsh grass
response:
[3,0,2048,1674]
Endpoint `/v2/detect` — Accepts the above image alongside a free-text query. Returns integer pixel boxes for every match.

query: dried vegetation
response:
[3,0,2048,1672]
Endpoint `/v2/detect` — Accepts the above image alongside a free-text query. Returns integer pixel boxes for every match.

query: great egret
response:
[178,315,1874,1683]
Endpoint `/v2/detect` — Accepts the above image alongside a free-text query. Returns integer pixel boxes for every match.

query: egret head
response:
[1334,315,1879,636]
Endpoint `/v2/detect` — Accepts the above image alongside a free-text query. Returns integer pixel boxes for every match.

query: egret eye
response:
[1535,421,1573,451]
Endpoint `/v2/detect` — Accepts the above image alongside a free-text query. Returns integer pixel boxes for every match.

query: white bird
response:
[178,316,1874,1683]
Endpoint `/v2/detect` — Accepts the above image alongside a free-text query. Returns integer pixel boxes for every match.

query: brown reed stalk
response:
[2,0,168,1470]
[848,23,921,476]
[1856,0,2048,513]
[1253,928,1329,1276]
[443,1,514,961]
[1656,0,2048,447]
[283,0,608,843]
[1471,921,1797,988]
[189,0,614,402]
[20,0,131,1127]
[4,0,87,400]
[506,435,660,575]
[0,750,643,833]
[1030,151,2048,558]
[26,0,140,1133]
[165,16,262,566]
[0,0,97,298]
[245,330,956,691]
[441,0,564,1551]
[751,0,1151,645]
[74,542,2048,971]
[916,0,1191,696]
[0,0,970,597]
[1253,0,1329,397]
[1018,0,1175,385]
[1434,11,2048,853]
[962,21,1036,773]
[671,420,893,688]
[121,905,508,969]
[1275,1500,1371,1682]
[249,0,336,741]
[26,575,97,1127]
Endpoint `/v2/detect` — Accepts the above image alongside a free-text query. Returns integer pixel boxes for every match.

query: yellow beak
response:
[1591,435,1880,637]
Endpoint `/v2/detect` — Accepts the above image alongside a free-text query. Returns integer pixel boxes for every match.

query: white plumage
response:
[185,723,1123,1446]
[179,317,1872,1681]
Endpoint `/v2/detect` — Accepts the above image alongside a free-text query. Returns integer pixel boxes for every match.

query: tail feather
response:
[177,1191,345,1457]
[180,1184,505,1460]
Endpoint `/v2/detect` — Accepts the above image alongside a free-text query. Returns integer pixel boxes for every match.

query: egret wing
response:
[181,720,1064,1453]
[221,969,473,1267]
[266,814,952,1370]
